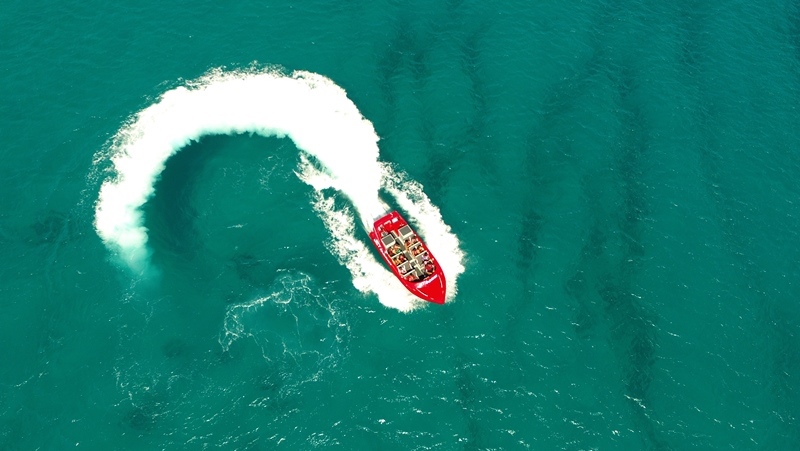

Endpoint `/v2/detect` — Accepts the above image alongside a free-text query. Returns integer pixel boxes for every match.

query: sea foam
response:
[94,67,463,310]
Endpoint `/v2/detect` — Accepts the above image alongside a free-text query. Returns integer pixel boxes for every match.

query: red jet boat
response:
[369,211,446,304]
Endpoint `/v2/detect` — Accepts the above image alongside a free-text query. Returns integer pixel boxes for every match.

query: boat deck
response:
[378,228,436,282]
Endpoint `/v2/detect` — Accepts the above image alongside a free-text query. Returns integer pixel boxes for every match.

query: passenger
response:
[424,262,435,274]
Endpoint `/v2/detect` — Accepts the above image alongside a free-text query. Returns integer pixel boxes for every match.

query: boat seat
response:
[381,235,396,247]
[398,225,413,239]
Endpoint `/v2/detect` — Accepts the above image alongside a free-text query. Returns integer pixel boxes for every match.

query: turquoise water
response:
[2,0,800,448]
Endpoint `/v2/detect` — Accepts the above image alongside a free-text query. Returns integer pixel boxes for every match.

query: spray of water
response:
[94,67,464,310]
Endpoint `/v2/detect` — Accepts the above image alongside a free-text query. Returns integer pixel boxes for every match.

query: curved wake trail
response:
[94,67,464,310]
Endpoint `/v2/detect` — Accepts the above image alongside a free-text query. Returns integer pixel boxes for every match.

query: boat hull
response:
[369,211,446,304]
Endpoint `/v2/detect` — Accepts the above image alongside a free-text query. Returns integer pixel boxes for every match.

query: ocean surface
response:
[2,0,799,449]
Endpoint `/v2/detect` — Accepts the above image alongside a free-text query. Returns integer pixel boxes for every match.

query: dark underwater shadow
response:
[692,61,800,450]
[787,0,800,63]
[375,8,493,204]
[453,353,484,450]
[28,210,82,246]
[119,387,169,435]
[7,207,88,254]
[538,36,665,447]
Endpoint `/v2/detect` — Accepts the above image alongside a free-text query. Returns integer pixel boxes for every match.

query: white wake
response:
[94,67,464,311]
